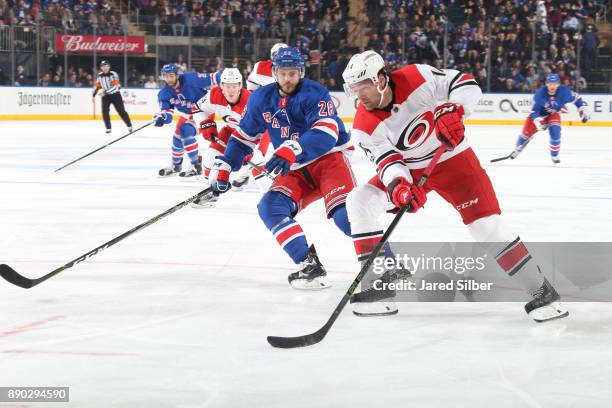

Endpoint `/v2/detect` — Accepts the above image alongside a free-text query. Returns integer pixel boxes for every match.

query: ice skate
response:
[288,246,331,290]
[350,261,412,316]
[551,156,561,164]
[192,190,219,209]
[158,163,182,177]
[525,278,569,322]
[179,162,203,178]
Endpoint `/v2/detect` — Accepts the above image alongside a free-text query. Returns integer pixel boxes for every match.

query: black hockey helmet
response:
[100,60,110,68]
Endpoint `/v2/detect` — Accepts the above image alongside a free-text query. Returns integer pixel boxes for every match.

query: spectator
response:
[14,65,27,86]
[144,75,159,88]
[581,24,599,78]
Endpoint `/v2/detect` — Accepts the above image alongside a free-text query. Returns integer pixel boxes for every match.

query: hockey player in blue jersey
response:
[208,47,356,289]
[509,73,590,164]
[154,64,221,177]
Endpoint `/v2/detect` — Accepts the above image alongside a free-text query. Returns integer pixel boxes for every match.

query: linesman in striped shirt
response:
[93,60,133,134]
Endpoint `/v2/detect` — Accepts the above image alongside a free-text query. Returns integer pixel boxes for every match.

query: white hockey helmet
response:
[270,42,289,60]
[220,68,243,86]
[342,50,386,95]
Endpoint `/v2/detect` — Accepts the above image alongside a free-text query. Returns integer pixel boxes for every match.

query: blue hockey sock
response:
[172,136,184,165]
[331,205,351,237]
[179,123,199,164]
[549,125,561,157]
[258,191,309,264]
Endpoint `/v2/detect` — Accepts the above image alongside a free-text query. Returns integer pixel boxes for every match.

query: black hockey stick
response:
[54,121,154,173]
[489,153,513,163]
[0,186,213,289]
[267,145,446,348]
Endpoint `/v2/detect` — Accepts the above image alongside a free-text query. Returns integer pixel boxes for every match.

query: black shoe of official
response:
[288,245,331,290]
[525,277,569,322]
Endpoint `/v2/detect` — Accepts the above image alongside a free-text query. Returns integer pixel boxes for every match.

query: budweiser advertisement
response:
[55,34,145,54]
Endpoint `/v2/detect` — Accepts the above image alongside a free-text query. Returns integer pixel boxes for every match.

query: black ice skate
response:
[350,260,412,317]
[288,246,331,290]
[179,162,203,178]
[551,156,561,164]
[192,190,219,209]
[158,163,182,177]
[231,174,250,191]
[525,278,569,322]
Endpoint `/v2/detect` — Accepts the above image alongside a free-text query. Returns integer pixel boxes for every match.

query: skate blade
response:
[529,301,569,323]
[352,301,398,317]
[289,277,331,290]
[191,200,217,209]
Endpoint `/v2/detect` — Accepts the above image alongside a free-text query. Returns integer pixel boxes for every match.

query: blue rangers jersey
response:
[157,71,221,119]
[224,78,351,170]
[529,85,586,119]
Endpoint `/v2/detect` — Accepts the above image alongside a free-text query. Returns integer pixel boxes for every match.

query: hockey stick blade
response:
[490,154,512,163]
[0,264,35,289]
[267,326,328,349]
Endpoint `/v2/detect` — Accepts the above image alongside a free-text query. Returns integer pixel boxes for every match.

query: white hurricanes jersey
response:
[192,86,250,127]
[351,64,481,186]
[246,60,275,91]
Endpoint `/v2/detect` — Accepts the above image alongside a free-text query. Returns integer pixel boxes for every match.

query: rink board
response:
[1,86,611,126]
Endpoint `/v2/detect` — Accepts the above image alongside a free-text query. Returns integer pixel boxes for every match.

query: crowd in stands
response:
[0,0,125,34]
[361,0,605,92]
[0,0,606,93]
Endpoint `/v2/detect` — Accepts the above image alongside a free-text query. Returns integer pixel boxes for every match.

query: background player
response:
[342,51,568,322]
[93,60,132,135]
[208,47,354,290]
[190,68,265,207]
[509,73,590,164]
[154,64,221,178]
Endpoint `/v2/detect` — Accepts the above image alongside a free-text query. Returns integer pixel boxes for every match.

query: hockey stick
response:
[54,121,153,173]
[489,153,513,163]
[267,145,446,348]
[0,186,213,289]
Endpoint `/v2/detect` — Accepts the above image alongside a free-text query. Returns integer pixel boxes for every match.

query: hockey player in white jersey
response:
[342,51,568,323]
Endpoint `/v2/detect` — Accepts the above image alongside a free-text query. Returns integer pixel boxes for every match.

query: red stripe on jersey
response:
[457,74,475,84]
[377,152,404,172]
[391,64,426,106]
[496,242,529,272]
[353,105,391,136]
[312,120,339,136]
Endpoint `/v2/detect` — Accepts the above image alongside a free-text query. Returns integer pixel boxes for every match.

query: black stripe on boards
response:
[448,72,462,95]
[508,255,532,277]
[496,236,521,258]
[375,150,398,165]
[450,81,479,94]
[352,230,384,239]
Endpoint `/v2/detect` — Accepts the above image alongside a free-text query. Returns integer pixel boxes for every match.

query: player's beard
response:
[279,81,299,96]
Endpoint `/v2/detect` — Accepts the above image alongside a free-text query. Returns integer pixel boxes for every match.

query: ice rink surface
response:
[1,121,611,407]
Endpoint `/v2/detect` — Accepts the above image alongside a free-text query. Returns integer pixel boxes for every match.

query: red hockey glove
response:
[200,120,218,142]
[387,177,427,212]
[433,102,465,150]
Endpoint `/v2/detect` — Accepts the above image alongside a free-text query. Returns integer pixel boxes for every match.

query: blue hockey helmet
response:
[160,63,184,76]
[545,73,560,84]
[272,47,305,79]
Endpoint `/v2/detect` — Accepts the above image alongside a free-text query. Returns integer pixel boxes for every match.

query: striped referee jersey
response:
[93,71,121,96]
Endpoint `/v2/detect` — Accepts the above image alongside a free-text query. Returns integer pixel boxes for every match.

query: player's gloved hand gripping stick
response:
[266,145,447,349]
[54,121,154,173]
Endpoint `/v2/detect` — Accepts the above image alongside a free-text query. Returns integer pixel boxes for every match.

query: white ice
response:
[1,121,611,407]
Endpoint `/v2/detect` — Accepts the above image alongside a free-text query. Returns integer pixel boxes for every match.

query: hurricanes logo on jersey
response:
[396,111,434,151]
